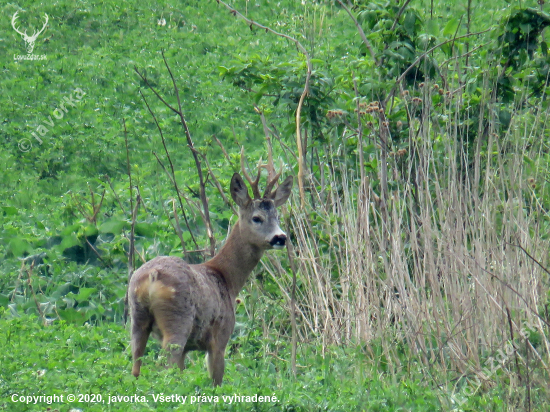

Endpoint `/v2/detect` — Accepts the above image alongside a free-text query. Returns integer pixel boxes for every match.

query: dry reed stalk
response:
[260,72,550,399]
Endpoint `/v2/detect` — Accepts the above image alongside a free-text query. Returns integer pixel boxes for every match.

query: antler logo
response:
[11,11,49,54]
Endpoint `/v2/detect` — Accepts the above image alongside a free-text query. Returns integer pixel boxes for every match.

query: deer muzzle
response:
[269,233,287,249]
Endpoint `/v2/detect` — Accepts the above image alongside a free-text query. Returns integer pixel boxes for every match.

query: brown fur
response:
[129,173,292,385]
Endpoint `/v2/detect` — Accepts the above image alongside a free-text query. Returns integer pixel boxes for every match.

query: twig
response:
[199,151,236,215]
[138,89,198,249]
[25,262,45,326]
[384,28,492,106]
[440,42,490,67]
[215,0,310,208]
[124,119,134,214]
[507,241,550,278]
[104,175,126,213]
[336,0,378,65]
[90,189,106,224]
[465,0,472,69]
[505,307,522,384]
[135,185,150,214]
[85,237,111,268]
[135,247,146,264]
[170,199,188,254]
[526,336,531,412]
[284,215,298,378]
[464,254,550,329]
[11,262,25,303]
[352,76,365,183]
[390,0,413,32]
[124,194,141,324]
[161,50,216,257]
[271,124,299,163]
[214,136,232,164]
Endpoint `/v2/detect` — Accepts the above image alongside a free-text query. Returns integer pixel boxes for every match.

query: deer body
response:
[129,172,292,385]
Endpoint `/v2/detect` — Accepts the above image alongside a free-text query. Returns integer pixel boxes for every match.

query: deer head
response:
[231,147,293,250]
[12,11,49,54]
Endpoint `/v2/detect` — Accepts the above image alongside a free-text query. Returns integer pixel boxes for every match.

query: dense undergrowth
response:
[2,310,539,411]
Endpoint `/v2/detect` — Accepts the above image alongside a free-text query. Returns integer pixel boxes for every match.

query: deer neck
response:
[204,220,264,300]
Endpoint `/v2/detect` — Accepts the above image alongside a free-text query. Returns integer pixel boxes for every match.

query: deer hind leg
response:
[206,347,225,386]
[162,332,190,371]
[207,333,230,386]
[131,308,153,378]
[156,312,192,371]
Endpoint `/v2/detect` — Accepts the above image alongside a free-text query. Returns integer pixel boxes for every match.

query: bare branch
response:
[336,0,379,65]
[215,0,308,207]
[161,50,216,258]
[139,89,198,249]
[390,0,413,32]
[200,151,237,215]
[125,194,141,324]
[253,105,284,197]
[123,119,134,216]
[384,28,492,106]
[213,136,232,164]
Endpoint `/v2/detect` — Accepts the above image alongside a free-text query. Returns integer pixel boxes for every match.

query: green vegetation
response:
[2,0,550,410]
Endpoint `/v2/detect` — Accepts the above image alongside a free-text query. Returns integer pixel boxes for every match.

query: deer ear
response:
[268,175,293,207]
[230,173,252,208]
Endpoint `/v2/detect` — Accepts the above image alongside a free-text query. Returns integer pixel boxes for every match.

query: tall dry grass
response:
[262,74,550,399]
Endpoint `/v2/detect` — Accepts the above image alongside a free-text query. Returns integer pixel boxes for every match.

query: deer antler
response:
[11,12,48,39]
[240,146,283,200]
[262,158,283,198]
[240,146,262,199]
[262,135,283,198]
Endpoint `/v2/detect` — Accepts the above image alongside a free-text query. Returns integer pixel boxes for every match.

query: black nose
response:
[270,234,287,247]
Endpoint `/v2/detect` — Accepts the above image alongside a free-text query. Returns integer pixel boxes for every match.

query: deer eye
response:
[252,216,264,224]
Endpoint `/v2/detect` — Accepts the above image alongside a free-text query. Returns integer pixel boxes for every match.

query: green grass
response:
[2,312,546,411]
[0,311,499,411]
[0,312,432,411]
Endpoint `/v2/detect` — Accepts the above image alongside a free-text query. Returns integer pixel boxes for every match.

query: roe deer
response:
[129,155,293,385]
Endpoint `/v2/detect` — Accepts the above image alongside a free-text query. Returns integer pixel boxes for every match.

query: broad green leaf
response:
[135,222,156,237]
[84,225,98,237]
[0,294,9,306]
[426,19,439,36]
[2,206,18,216]
[60,234,80,250]
[99,219,128,234]
[58,308,88,324]
[67,287,97,303]
[443,18,459,37]
[9,238,31,257]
